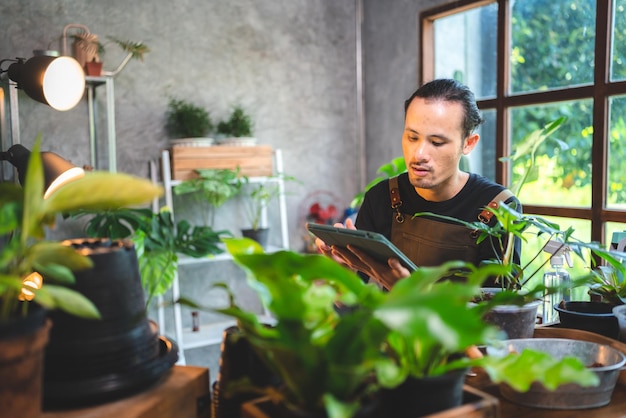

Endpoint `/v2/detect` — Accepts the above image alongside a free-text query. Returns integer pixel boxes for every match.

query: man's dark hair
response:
[404,79,484,138]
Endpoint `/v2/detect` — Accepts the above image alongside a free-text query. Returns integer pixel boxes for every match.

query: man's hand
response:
[315,219,411,290]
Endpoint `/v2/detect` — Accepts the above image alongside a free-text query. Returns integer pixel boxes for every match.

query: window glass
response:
[606,222,626,247]
[607,96,626,209]
[510,0,596,93]
[611,0,626,81]
[509,101,593,207]
[433,2,497,100]
[522,216,592,304]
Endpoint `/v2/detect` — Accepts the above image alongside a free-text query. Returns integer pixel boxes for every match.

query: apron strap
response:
[478,189,515,224]
[388,176,404,223]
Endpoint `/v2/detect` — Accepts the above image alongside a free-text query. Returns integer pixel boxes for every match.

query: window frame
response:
[420,0,626,246]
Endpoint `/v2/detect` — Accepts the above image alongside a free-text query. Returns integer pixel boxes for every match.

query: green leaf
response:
[43,172,162,214]
[35,284,101,319]
[478,349,598,392]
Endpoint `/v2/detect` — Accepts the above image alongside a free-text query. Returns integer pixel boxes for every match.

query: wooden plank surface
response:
[42,366,211,418]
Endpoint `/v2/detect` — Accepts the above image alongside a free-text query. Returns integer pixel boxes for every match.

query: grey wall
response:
[361,0,457,180]
[0,0,459,248]
[0,0,360,250]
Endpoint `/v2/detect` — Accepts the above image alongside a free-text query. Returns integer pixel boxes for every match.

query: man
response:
[316,78,521,289]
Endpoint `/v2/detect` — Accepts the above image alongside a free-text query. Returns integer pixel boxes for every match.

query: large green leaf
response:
[43,172,162,214]
[477,349,598,392]
[34,284,100,319]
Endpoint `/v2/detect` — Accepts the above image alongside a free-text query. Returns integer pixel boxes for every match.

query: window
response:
[421,0,626,252]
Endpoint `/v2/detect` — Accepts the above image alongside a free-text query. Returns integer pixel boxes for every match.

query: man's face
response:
[402,97,478,200]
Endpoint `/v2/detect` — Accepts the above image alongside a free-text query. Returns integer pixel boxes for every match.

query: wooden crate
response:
[240,385,499,418]
[170,145,274,180]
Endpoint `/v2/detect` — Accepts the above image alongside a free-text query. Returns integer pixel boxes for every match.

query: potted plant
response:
[216,105,256,145]
[73,34,150,76]
[0,139,162,418]
[71,207,232,309]
[179,238,598,418]
[165,98,214,143]
[240,174,298,248]
[554,251,626,339]
[173,167,246,227]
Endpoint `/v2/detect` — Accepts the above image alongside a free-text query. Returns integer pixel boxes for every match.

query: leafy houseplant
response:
[166,98,214,139]
[0,139,162,417]
[217,105,254,138]
[173,167,246,226]
[180,238,598,418]
[0,140,162,321]
[72,207,232,309]
[243,174,298,231]
[73,34,149,76]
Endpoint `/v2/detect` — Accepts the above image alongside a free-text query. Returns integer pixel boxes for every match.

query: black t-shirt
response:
[355,172,522,265]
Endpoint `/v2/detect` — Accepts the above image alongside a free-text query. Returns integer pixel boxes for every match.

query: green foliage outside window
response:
[509,0,626,206]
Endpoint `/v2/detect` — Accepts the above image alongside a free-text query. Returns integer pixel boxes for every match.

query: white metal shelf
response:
[152,148,289,364]
[180,315,276,350]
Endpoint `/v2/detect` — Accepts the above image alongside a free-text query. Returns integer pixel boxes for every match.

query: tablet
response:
[306,223,418,272]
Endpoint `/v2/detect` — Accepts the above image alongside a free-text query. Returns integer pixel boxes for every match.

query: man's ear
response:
[463,133,480,155]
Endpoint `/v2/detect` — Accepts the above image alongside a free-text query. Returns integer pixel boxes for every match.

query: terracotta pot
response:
[84,61,103,76]
[0,307,51,418]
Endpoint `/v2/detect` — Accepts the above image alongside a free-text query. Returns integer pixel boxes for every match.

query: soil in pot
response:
[555,300,620,340]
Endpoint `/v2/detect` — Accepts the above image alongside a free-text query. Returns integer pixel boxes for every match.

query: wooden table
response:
[42,366,211,418]
[466,327,626,417]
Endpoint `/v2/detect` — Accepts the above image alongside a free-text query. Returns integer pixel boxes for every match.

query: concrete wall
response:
[1,0,457,374]
[361,0,457,180]
[0,0,360,250]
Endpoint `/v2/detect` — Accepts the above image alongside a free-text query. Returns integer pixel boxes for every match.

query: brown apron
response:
[388,176,513,267]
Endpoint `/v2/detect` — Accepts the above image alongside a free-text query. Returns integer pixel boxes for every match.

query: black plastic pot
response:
[555,301,620,339]
[380,367,468,417]
[43,238,178,409]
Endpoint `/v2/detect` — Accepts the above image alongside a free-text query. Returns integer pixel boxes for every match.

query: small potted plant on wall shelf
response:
[72,33,149,76]
[216,105,256,146]
[165,98,215,147]
[241,173,298,248]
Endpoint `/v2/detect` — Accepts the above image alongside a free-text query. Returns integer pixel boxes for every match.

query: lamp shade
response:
[8,55,85,111]
[2,144,85,198]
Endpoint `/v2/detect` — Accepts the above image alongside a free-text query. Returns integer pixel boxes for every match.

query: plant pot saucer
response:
[42,335,178,410]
